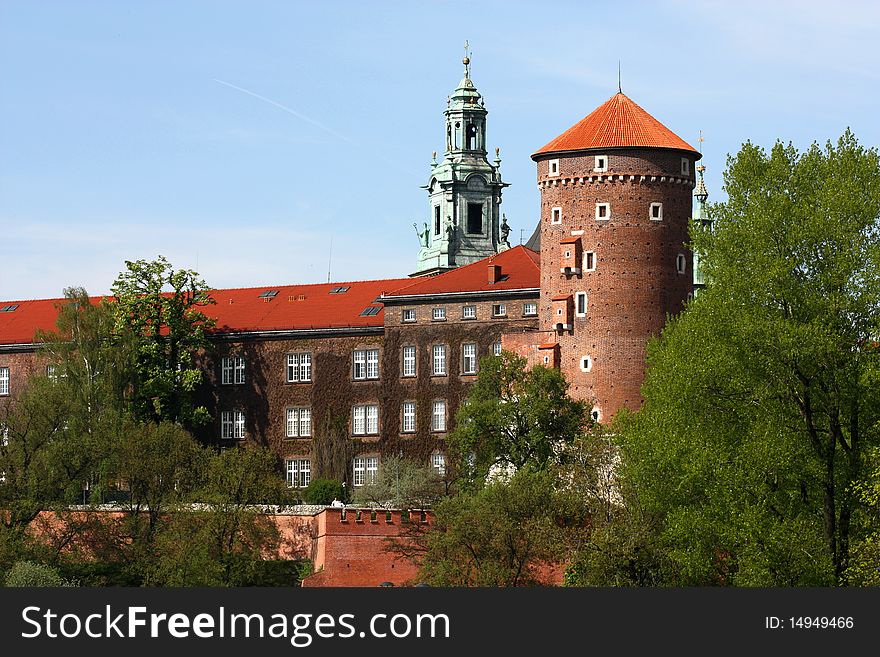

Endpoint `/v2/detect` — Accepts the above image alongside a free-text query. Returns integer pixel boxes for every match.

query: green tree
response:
[351,456,444,509]
[447,352,588,485]
[110,256,215,430]
[615,131,880,585]
[302,478,345,505]
[411,467,573,586]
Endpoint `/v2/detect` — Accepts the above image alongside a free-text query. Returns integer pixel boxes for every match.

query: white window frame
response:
[353,456,379,487]
[591,408,602,423]
[0,367,8,396]
[402,345,416,377]
[285,459,311,488]
[548,159,559,176]
[681,158,690,176]
[432,344,447,376]
[432,400,447,432]
[402,401,416,433]
[677,253,687,274]
[462,305,477,319]
[593,155,608,172]
[595,203,610,221]
[584,251,596,272]
[352,348,380,380]
[221,410,245,440]
[576,292,588,317]
[221,356,245,385]
[402,308,416,323]
[432,307,447,321]
[551,207,562,225]
[352,404,379,436]
[286,407,312,438]
[462,343,477,375]
[431,452,446,477]
[286,353,312,383]
[493,341,502,356]
[580,355,593,372]
[650,202,663,221]
[492,303,507,317]
[523,302,538,316]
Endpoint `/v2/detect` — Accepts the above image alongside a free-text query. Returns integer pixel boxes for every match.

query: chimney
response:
[488,264,502,284]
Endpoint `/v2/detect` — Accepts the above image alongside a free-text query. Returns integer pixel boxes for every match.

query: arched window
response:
[467,124,477,150]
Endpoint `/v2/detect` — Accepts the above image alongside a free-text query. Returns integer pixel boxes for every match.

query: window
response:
[432,307,446,321]
[286,353,312,383]
[467,203,483,234]
[681,158,690,176]
[259,290,279,299]
[353,348,380,380]
[523,302,538,316]
[352,456,379,487]
[286,408,312,438]
[434,205,441,236]
[285,459,311,488]
[462,305,477,319]
[402,401,416,433]
[576,292,588,317]
[548,159,559,176]
[46,364,66,382]
[580,356,593,372]
[329,286,350,294]
[221,410,245,440]
[596,203,610,220]
[677,254,687,274]
[431,452,446,477]
[650,202,663,221]
[551,207,562,225]
[492,303,507,317]
[432,345,447,375]
[584,251,596,271]
[402,308,416,323]
[594,155,608,172]
[352,404,379,435]
[221,356,245,385]
[462,343,477,375]
[360,306,381,317]
[591,409,602,423]
[0,367,9,396]
[432,400,447,432]
[402,346,416,377]
[493,341,502,356]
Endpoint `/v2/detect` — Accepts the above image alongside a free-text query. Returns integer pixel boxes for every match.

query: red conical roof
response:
[532,93,698,158]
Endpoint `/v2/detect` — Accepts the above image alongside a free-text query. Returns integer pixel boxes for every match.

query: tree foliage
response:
[110,256,215,429]
[610,131,880,585]
[447,352,588,486]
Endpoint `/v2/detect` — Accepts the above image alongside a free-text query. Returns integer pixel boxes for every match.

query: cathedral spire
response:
[411,52,510,277]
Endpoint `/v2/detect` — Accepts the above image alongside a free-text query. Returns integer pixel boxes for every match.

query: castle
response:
[0,57,708,492]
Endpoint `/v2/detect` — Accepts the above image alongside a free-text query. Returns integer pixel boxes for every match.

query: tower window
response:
[551,207,562,224]
[576,292,588,317]
[548,159,559,176]
[677,254,687,274]
[594,155,608,172]
[434,205,441,236]
[681,158,690,176]
[591,409,602,423]
[584,251,596,271]
[467,124,477,150]
[467,203,483,234]
[580,356,593,372]
[596,203,610,220]
[650,203,663,221]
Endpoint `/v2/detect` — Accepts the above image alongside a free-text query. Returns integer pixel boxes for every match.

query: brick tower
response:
[529,92,700,421]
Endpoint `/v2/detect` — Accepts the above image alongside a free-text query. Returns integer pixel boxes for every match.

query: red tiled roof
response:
[382,246,541,298]
[0,277,413,346]
[533,92,698,157]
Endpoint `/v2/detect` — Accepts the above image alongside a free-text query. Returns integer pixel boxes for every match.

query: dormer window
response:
[596,203,610,221]
[551,207,562,225]
[594,155,608,172]
[548,159,560,176]
[650,202,663,221]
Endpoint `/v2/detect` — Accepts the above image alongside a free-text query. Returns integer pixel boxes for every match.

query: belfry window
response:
[467,124,477,150]
[467,203,483,234]
[434,205,441,236]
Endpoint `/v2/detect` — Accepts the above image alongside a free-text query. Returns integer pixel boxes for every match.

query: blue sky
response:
[2,0,878,300]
